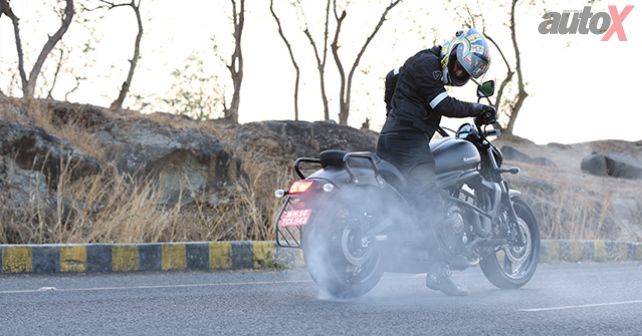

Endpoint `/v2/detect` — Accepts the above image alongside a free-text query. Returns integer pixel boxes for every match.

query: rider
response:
[378,28,497,296]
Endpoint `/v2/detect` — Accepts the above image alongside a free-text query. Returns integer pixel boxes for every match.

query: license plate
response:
[278,209,312,227]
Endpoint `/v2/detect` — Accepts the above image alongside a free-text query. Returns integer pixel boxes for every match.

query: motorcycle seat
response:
[319,150,406,188]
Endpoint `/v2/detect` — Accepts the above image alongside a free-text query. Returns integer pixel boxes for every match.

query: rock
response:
[96,118,237,203]
[581,153,642,179]
[0,156,57,243]
[0,155,50,209]
[233,120,378,159]
[0,122,100,186]
[501,145,556,167]
[546,142,572,150]
[49,102,110,130]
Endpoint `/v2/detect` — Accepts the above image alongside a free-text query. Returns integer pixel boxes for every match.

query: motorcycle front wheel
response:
[301,194,383,299]
[480,196,540,289]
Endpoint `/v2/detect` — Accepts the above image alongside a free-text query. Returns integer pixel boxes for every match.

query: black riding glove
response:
[472,103,497,124]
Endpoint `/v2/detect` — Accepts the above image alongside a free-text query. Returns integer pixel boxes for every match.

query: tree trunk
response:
[332,0,402,125]
[224,0,245,123]
[10,16,28,95]
[23,0,74,98]
[330,7,347,124]
[505,0,528,134]
[270,0,300,120]
[506,90,527,133]
[301,0,331,121]
[111,0,144,110]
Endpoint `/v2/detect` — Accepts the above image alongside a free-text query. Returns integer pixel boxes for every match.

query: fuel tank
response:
[430,138,481,173]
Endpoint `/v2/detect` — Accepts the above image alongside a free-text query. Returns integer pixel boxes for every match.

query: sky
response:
[0,0,640,145]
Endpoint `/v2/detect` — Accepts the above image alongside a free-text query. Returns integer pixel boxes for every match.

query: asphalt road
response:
[2,263,642,335]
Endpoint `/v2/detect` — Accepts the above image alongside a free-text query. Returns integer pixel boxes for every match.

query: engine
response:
[438,195,491,269]
[438,204,477,257]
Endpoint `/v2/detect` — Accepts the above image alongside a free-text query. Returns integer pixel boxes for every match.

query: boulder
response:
[233,120,378,159]
[96,118,237,203]
[581,153,642,179]
[546,142,572,150]
[49,102,110,130]
[501,145,556,167]
[0,122,100,186]
[0,155,50,209]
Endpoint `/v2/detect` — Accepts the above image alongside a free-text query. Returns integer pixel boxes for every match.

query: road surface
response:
[1,263,642,335]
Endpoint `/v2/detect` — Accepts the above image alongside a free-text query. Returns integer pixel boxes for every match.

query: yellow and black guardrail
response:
[0,241,302,274]
[0,240,640,274]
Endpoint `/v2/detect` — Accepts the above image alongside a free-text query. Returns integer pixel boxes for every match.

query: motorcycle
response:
[274,80,540,299]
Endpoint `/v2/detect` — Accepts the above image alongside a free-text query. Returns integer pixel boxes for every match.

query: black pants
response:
[376,130,446,260]
[376,130,437,196]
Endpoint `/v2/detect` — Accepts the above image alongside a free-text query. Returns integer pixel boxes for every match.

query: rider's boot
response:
[425,261,468,296]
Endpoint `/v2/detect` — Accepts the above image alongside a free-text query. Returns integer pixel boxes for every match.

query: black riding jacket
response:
[382,46,479,138]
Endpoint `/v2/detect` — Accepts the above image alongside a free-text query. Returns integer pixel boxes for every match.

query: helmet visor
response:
[457,45,490,79]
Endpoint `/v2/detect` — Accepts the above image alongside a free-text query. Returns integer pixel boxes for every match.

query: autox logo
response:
[538,5,634,41]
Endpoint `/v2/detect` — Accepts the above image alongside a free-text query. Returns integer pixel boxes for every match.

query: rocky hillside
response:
[0,97,640,243]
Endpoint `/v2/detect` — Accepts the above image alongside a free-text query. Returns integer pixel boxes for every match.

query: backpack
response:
[384,67,401,116]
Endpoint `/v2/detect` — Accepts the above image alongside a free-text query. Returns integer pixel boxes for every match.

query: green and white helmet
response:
[440,28,491,86]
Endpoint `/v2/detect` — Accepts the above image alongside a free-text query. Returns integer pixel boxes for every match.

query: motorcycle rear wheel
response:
[301,195,383,299]
[480,197,540,289]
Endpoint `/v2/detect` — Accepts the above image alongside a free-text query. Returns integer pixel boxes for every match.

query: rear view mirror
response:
[477,80,495,98]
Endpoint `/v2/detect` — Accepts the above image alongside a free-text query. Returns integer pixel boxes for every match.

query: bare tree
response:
[269,0,301,121]
[331,0,402,125]
[3,0,75,99]
[90,0,144,110]
[221,0,245,123]
[298,0,332,120]
[505,0,528,134]
[461,0,528,135]
[462,4,513,113]
[1,0,18,98]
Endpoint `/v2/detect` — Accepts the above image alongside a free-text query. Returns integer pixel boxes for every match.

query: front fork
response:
[485,146,526,247]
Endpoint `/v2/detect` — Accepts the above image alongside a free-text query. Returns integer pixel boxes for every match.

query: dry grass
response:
[1,97,639,243]
[0,154,292,244]
[507,160,642,241]
[0,98,294,244]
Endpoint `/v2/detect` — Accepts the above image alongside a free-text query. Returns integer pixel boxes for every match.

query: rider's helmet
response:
[440,28,491,86]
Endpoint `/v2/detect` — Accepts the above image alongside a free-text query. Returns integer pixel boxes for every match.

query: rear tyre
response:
[480,197,540,289]
[301,193,383,299]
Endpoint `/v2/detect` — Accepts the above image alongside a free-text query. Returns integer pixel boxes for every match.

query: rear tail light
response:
[288,180,314,194]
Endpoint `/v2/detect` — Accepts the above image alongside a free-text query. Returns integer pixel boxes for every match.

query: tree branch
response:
[270,0,301,120]
[345,0,401,119]
[332,0,402,125]
[47,48,65,99]
[0,0,18,21]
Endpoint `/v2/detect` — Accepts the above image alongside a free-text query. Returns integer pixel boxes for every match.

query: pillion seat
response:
[319,150,407,189]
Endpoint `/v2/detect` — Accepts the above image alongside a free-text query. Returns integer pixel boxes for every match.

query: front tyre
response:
[301,195,383,299]
[480,197,540,289]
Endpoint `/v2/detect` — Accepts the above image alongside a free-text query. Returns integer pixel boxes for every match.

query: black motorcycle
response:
[274,80,539,299]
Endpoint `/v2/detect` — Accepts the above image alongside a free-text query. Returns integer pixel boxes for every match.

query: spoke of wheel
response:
[503,250,512,275]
